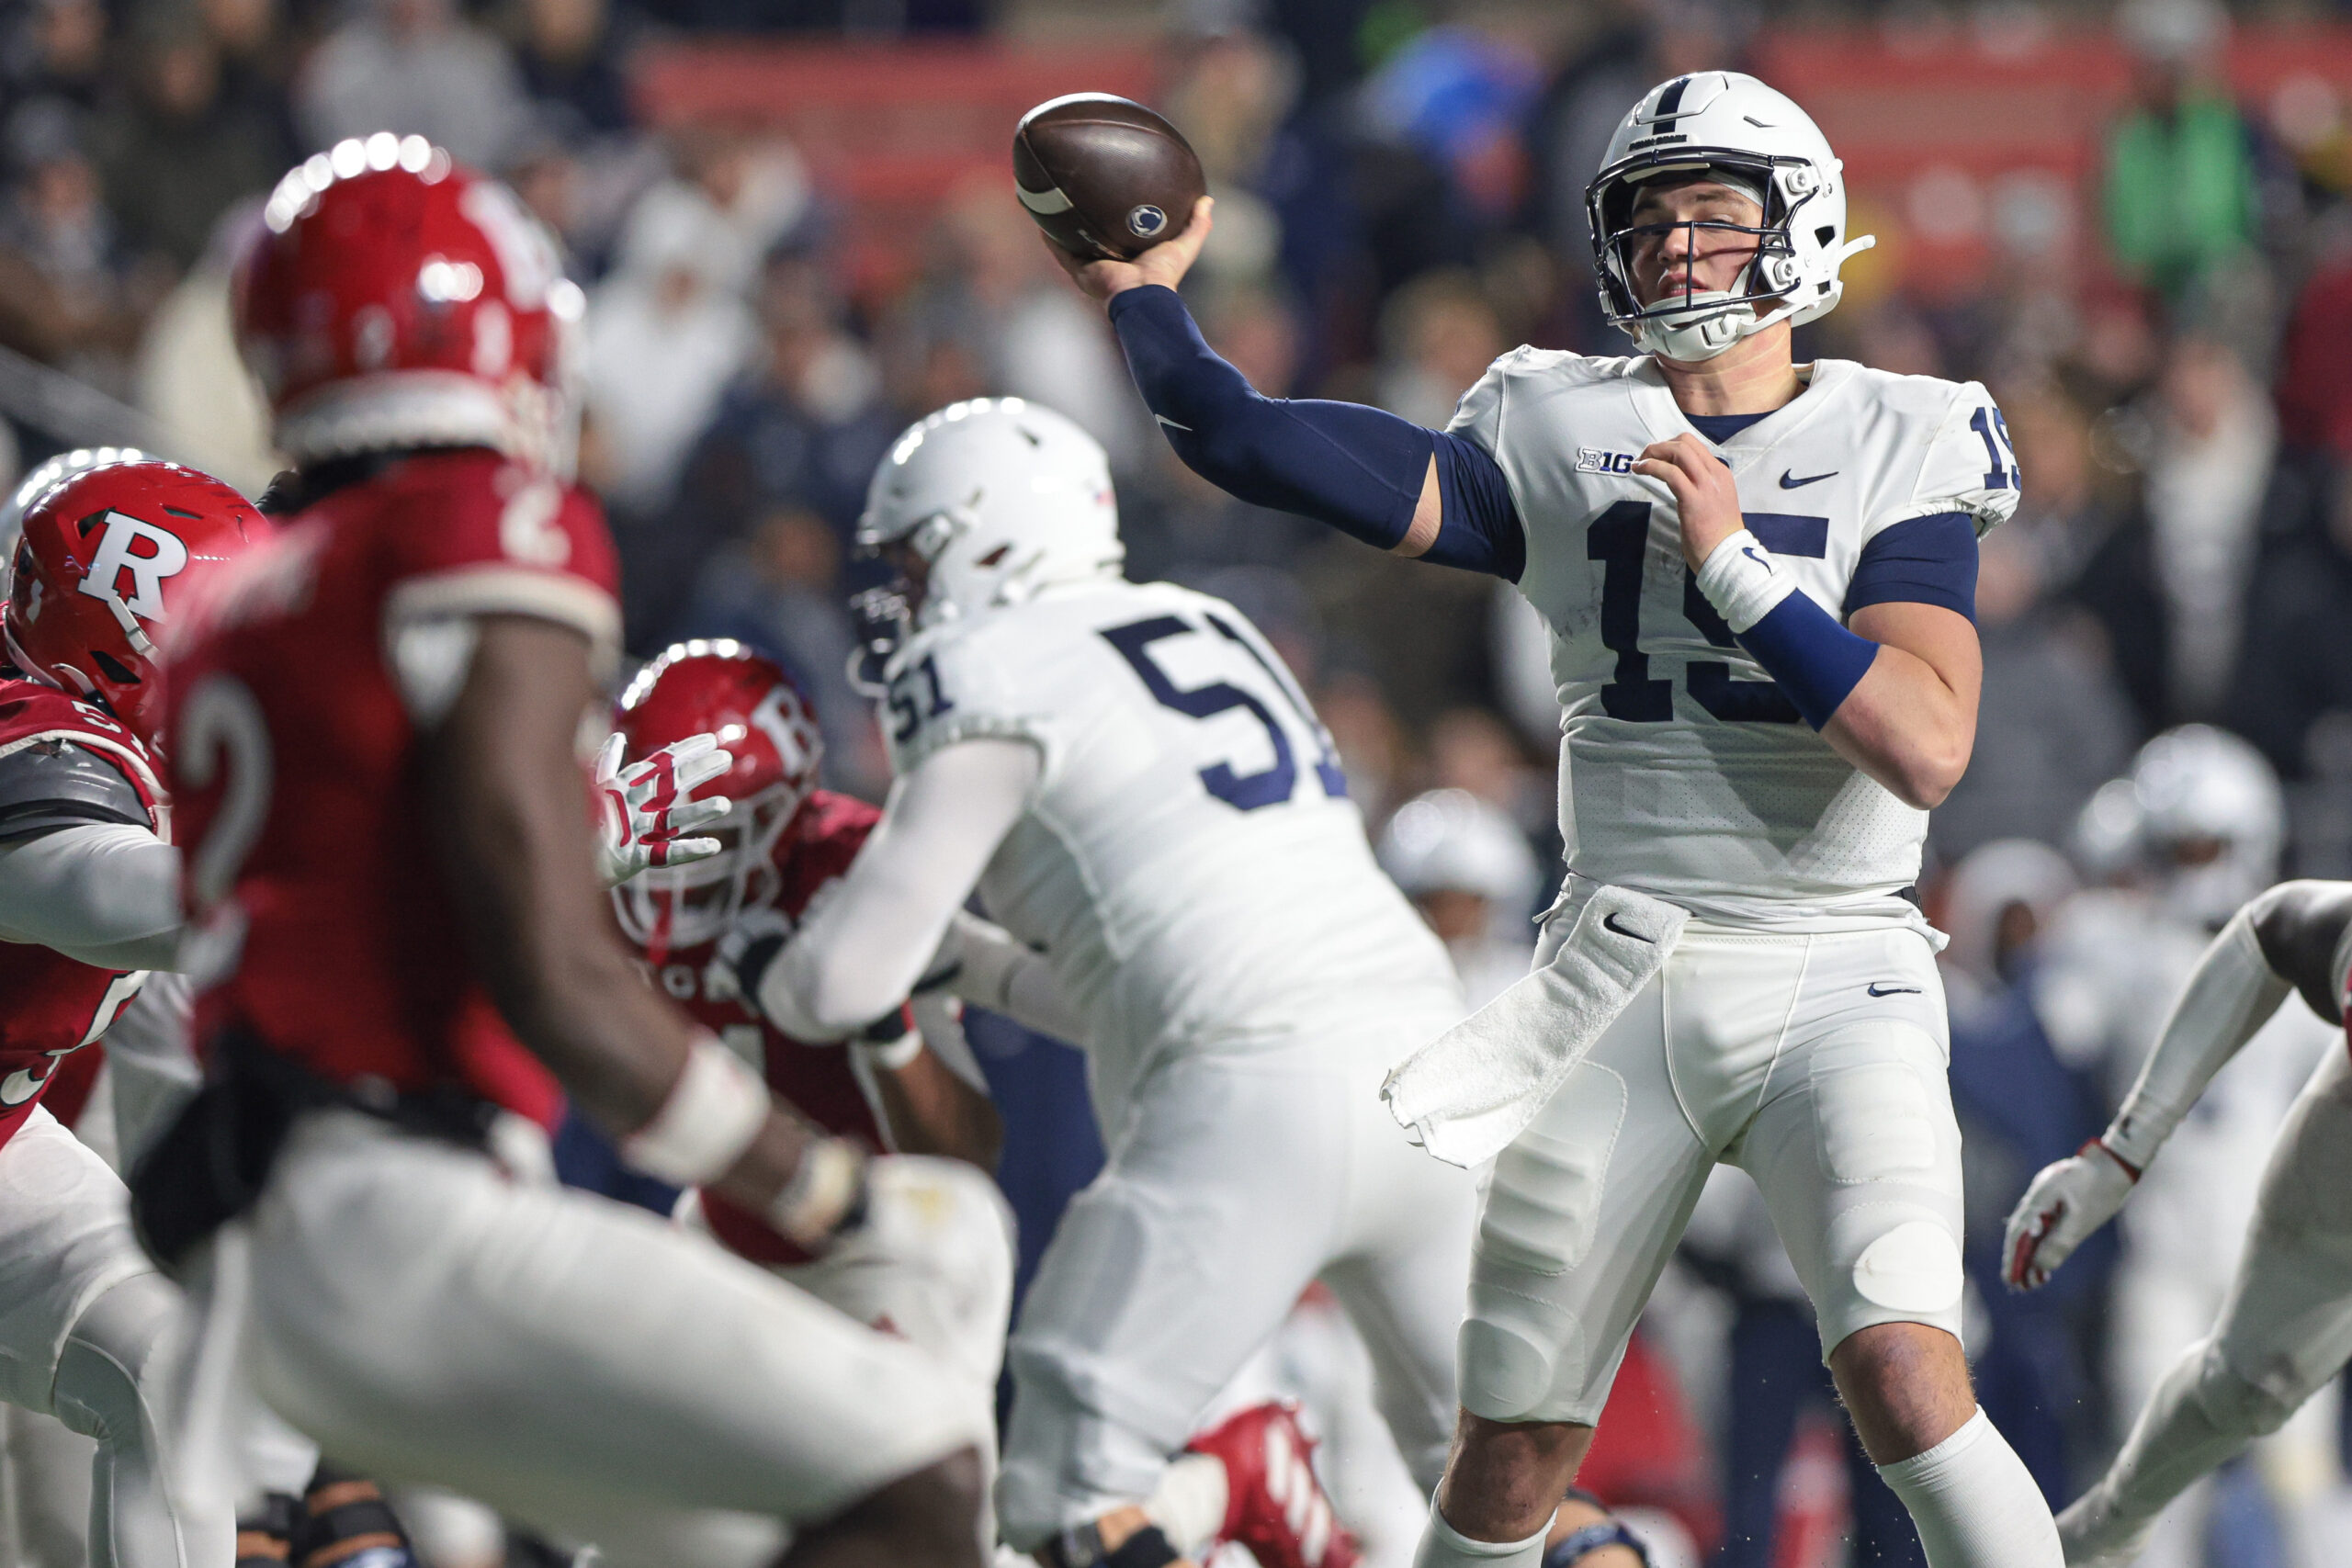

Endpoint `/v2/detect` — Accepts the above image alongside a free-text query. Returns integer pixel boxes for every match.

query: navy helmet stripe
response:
[1652,74,1693,118]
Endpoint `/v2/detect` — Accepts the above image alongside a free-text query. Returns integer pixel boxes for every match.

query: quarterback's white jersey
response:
[1449,354,2018,927]
[877,579,1463,1109]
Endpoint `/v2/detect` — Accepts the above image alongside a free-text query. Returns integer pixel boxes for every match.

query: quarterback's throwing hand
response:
[1050,195,1214,303]
[594,731,733,888]
[2001,1138,2139,1291]
[1634,433,1746,570]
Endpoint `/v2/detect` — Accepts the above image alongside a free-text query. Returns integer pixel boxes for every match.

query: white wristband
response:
[621,1034,771,1186]
[769,1136,866,1247]
[855,1028,926,1073]
[1692,528,1798,635]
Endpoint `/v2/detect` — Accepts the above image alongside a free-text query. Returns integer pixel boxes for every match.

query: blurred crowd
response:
[10,0,2352,1562]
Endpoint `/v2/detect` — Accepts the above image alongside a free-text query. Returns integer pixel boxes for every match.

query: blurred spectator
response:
[2,0,108,107]
[1932,391,2138,861]
[673,505,882,798]
[511,0,633,141]
[1358,24,1542,225]
[0,99,153,392]
[1374,268,1504,427]
[1933,526,2136,863]
[611,126,810,303]
[913,176,1147,472]
[582,190,757,516]
[2273,219,2352,457]
[1161,28,1297,298]
[132,200,277,493]
[93,3,286,274]
[2231,459,2352,785]
[1317,670,1410,828]
[2101,0,2257,304]
[2141,336,2275,719]
[297,0,528,169]
[637,244,894,651]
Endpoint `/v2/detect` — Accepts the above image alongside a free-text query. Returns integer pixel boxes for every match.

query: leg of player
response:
[51,1269,235,1568]
[2056,1043,2352,1567]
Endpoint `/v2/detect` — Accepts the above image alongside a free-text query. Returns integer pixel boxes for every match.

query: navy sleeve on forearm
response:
[1108,284,1523,579]
[1734,593,1881,731]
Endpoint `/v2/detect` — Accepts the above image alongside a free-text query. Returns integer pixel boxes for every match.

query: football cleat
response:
[1185,1401,1361,1568]
[297,1468,421,1568]
[235,1493,300,1568]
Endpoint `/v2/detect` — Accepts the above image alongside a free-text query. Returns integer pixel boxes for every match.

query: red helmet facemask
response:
[236,135,583,474]
[4,460,273,754]
[611,640,824,959]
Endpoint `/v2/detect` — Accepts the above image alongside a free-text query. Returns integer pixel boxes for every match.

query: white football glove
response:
[841,1155,1015,1352]
[594,732,732,888]
[2002,1138,2139,1291]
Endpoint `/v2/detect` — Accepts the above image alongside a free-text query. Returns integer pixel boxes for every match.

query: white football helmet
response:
[857,398,1122,631]
[1377,789,1543,922]
[2126,724,2283,928]
[1586,72,1873,362]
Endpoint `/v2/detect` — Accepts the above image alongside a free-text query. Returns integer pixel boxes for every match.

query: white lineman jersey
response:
[1449,353,2019,924]
[878,580,1464,1106]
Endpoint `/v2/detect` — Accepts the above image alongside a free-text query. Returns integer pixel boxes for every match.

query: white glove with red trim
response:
[2002,1137,2139,1292]
[594,732,733,889]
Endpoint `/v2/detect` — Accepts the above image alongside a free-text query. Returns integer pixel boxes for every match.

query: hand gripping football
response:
[1012,93,1207,261]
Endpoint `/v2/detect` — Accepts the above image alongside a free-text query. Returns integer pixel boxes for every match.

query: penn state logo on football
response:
[1126,204,1168,240]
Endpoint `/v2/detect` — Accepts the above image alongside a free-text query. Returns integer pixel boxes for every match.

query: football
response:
[1012,93,1207,261]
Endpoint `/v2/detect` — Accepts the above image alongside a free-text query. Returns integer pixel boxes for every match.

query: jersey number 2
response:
[1102,615,1346,811]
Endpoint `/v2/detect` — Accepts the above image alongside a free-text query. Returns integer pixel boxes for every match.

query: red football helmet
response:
[235,135,584,473]
[611,640,824,953]
[4,459,273,752]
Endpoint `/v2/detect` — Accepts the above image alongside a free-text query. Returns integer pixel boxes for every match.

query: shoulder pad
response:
[0,739,147,842]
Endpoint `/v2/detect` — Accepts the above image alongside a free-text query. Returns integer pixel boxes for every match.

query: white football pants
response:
[995,1030,1478,1551]
[0,1107,227,1568]
[224,1111,990,1568]
[1459,919,1969,1427]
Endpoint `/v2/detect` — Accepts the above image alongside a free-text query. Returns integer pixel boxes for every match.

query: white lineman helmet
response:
[858,398,1122,630]
[1586,72,1873,362]
[2125,724,2284,926]
[1377,789,1543,921]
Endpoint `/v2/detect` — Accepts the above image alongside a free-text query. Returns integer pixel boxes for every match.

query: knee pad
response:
[51,1271,178,1448]
[2195,1345,2301,1439]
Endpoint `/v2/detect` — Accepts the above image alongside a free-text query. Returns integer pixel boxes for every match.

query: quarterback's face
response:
[1625,178,1765,307]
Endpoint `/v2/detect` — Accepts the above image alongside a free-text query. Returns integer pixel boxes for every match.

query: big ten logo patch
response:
[1575,448,1638,476]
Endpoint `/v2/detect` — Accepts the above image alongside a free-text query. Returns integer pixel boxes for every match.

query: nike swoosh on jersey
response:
[1155,413,1193,433]
[1865,983,1922,996]
[1601,911,1655,942]
[1780,468,1838,489]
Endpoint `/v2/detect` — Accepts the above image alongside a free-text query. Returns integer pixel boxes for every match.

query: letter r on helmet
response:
[77,513,191,622]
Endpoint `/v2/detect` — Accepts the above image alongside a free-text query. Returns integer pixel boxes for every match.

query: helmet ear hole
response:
[92,649,139,683]
[1815,226,1836,247]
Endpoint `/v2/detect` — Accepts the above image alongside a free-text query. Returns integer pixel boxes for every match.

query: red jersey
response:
[0,680,164,1145]
[643,790,890,1265]
[166,452,619,1126]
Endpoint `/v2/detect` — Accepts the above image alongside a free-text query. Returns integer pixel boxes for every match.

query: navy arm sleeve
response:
[1108,284,1524,581]
[1843,512,1979,621]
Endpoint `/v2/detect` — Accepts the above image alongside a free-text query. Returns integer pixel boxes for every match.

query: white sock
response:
[1875,1408,2062,1568]
[1409,1499,1547,1568]
[1145,1453,1229,1560]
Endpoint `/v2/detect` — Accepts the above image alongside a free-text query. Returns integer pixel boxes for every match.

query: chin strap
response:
[1542,1521,1651,1566]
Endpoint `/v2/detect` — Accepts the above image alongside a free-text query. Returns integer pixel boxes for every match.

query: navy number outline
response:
[1101,614,1346,810]
[1589,501,1826,724]
[1969,407,2019,491]
[885,653,952,743]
